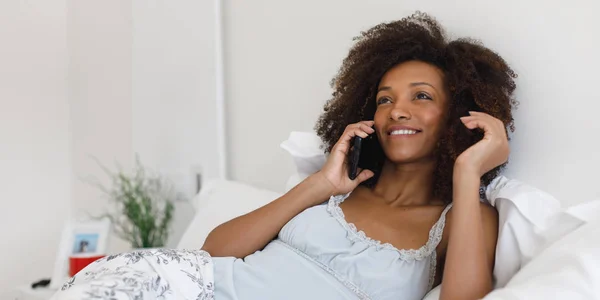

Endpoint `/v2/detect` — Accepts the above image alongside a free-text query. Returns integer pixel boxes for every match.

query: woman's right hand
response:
[314,121,376,196]
[203,121,376,258]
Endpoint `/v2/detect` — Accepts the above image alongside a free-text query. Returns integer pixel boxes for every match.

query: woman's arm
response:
[201,173,333,258]
[202,121,375,258]
[440,111,507,300]
[440,169,498,300]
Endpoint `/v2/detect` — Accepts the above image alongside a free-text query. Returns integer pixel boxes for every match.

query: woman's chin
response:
[384,152,432,165]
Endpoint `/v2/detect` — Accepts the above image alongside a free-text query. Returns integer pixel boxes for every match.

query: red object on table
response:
[69,254,105,277]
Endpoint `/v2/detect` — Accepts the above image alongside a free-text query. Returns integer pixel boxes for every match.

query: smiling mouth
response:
[389,129,420,136]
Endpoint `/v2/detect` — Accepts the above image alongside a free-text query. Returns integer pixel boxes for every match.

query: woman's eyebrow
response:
[410,82,436,89]
[378,82,437,92]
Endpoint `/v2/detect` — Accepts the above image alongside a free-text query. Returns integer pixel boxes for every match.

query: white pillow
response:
[484,176,561,288]
[177,179,282,250]
[280,131,327,191]
[422,286,441,300]
[483,200,600,300]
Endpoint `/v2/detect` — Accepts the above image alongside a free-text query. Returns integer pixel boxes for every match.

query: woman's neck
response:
[371,158,438,207]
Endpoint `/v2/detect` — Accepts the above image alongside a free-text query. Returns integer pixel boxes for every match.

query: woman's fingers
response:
[456,112,510,176]
[464,112,504,129]
[332,121,375,154]
[358,123,375,134]
[355,129,369,138]
[319,121,376,195]
[354,169,374,183]
[344,121,374,139]
[460,112,506,139]
[358,120,375,127]
[461,112,509,157]
[352,121,375,137]
[461,116,492,133]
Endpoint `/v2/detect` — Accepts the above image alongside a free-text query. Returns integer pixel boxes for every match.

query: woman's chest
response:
[339,199,447,252]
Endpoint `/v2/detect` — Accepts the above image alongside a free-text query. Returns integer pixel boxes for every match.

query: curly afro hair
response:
[315,12,518,203]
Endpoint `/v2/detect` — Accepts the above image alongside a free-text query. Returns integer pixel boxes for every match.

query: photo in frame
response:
[49,217,110,289]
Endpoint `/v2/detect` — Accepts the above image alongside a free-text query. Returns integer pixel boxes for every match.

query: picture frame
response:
[50,217,111,289]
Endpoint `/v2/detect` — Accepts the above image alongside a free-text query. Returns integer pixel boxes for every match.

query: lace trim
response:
[327,193,453,262]
[429,251,437,291]
[427,201,451,291]
[273,240,372,300]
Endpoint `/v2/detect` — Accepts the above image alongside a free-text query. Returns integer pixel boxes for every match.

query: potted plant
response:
[91,156,179,249]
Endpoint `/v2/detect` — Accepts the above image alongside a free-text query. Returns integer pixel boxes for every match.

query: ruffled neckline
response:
[326,193,452,262]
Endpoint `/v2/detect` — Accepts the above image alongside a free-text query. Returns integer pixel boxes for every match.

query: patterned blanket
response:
[50,249,214,300]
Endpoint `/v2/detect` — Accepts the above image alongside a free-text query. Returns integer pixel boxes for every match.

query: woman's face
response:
[374,60,449,164]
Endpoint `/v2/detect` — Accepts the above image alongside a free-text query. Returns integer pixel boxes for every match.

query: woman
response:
[52,12,516,300]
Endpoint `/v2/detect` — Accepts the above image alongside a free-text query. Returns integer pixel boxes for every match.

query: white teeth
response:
[390,129,417,135]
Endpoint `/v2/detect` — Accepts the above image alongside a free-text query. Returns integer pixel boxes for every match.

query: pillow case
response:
[177,179,282,250]
[484,176,561,288]
[483,201,600,299]
[280,131,327,191]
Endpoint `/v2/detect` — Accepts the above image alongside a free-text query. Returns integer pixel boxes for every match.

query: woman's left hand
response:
[455,111,510,177]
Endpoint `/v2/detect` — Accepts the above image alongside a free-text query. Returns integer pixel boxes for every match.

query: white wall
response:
[68,0,134,253]
[0,0,221,295]
[224,0,600,206]
[0,0,70,297]
[69,0,223,248]
[132,0,222,246]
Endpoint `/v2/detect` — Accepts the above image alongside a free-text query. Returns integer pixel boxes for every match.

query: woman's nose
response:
[390,104,411,121]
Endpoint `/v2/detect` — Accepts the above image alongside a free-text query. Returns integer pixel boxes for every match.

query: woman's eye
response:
[415,92,432,100]
[377,97,392,105]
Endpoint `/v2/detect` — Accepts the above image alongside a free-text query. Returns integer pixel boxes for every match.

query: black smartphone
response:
[348,136,364,180]
[348,132,380,180]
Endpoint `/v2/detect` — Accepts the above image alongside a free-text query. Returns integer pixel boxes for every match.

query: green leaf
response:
[88,154,180,249]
